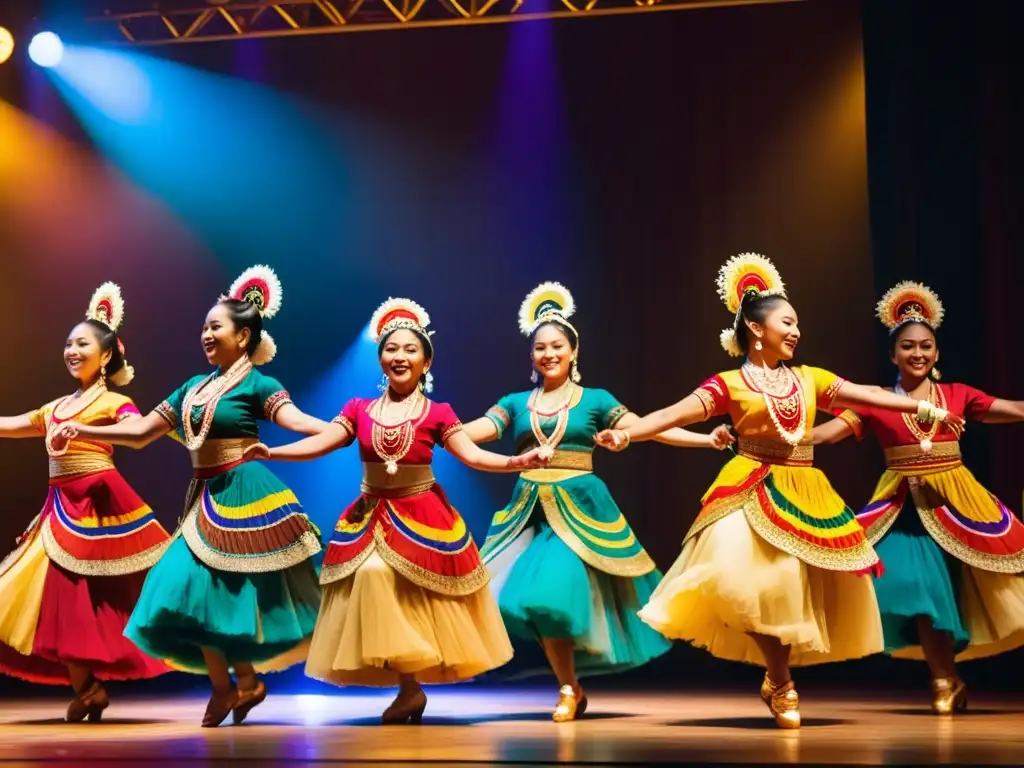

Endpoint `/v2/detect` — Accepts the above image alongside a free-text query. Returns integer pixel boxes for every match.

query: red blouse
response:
[332,397,463,465]
[837,382,994,447]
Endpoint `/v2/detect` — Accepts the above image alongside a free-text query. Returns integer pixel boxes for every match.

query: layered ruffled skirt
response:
[483,472,671,677]
[306,484,512,687]
[860,464,1024,661]
[0,471,170,684]
[639,456,883,666]
[125,462,321,673]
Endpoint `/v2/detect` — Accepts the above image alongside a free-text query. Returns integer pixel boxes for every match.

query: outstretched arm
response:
[811,418,856,445]
[60,411,171,449]
[273,403,331,436]
[462,416,500,444]
[444,430,545,472]
[614,412,734,450]
[248,422,353,462]
[981,399,1024,424]
[0,413,39,440]
[833,383,965,430]
[597,394,708,447]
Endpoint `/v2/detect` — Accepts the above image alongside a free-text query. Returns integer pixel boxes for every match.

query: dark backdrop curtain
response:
[863,0,1023,507]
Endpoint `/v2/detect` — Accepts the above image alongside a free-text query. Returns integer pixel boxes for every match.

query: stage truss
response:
[84,0,803,44]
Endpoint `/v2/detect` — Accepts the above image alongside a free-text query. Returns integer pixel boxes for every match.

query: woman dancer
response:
[244,298,544,724]
[462,282,734,722]
[595,254,965,728]
[813,281,1024,713]
[0,283,170,721]
[53,267,325,727]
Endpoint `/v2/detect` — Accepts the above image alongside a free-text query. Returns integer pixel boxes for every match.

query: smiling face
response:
[201,303,249,367]
[379,328,430,394]
[64,322,111,385]
[746,298,801,361]
[532,322,575,384]
[891,321,938,380]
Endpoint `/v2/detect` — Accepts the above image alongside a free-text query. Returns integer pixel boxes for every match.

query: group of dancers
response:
[1,253,1023,731]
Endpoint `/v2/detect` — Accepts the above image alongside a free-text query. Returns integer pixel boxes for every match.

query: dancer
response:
[244,297,544,724]
[0,283,170,722]
[462,282,734,722]
[813,281,1024,713]
[53,266,325,727]
[595,254,965,728]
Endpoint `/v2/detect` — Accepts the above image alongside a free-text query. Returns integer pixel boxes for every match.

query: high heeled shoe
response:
[381,687,427,725]
[233,679,267,724]
[931,676,967,715]
[553,684,586,723]
[66,677,109,723]
[759,674,801,729]
[202,687,239,728]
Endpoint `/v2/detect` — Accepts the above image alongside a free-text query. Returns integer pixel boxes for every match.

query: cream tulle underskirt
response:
[639,509,884,666]
[305,552,513,687]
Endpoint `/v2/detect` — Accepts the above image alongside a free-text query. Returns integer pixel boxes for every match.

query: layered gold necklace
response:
[741,361,806,446]
[370,388,424,475]
[895,379,944,452]
[52,379,107,423]
[527,379,576,460]
[181,355,253,451]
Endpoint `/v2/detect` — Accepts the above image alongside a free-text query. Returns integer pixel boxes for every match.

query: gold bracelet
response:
[621,430,631,449]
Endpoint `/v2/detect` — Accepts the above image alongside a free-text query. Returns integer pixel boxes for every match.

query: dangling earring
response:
[421,371,434,394]
[570,360,582,384]
[377,374,389,393]
[530,369,538,384]
[100,366,107,384]
[754,340,763,352]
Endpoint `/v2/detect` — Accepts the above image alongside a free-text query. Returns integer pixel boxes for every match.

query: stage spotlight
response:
[28,31,63,68]
[0,27,14,65]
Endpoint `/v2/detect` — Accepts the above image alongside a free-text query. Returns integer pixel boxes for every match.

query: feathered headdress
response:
[519,281,582,383]
[518,281,576,336]
[876,281,944,332]
[226,265,282,366]
[86,282,134,386]
[716,253,787,357]
[370,297,435,392]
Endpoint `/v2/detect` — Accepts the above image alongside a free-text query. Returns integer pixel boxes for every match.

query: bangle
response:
[933,407,949,423]
[916,400,935,424]
[621,430,631,449]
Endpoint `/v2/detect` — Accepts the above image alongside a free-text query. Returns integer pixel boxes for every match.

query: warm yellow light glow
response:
[0,27,15,65]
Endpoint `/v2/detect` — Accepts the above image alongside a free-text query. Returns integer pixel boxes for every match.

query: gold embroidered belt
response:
[361,463,435,498]
[884,441,962,470]
[737,438,814,467]
[190,438,258,473]
[520,451,593,483]
[48,453,115,480]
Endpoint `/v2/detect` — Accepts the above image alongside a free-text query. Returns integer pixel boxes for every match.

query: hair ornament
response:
[370,297,433,343]
[87,281,125,332]
[518,281,576,336]
[228,265,283,319]
[716,253,786,314]
[716,253,787,355]
[876,281,944,331]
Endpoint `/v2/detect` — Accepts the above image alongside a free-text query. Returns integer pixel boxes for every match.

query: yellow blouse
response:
[692,365,844,441]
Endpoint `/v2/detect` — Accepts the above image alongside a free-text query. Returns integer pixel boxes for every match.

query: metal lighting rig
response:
[81,0,803,45]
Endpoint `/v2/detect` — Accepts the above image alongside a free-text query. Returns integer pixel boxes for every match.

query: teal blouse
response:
[157,368,292,441]
[479,387,655,578]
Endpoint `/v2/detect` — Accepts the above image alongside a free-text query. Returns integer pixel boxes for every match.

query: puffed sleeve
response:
[485,394,517,439]
[331,398,362,437]
[692,375,731,420]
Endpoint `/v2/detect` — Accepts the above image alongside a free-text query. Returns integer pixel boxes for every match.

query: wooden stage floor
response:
[0,687,1021,765]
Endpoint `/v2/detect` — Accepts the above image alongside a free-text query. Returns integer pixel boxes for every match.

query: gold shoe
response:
[553,685,583,723]
[759,675,801,729]
[931,677,967,715]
